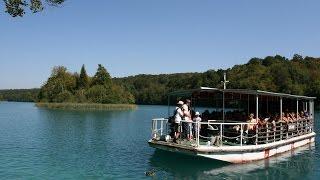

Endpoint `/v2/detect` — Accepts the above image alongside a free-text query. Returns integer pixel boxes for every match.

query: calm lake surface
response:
[0,102,319,179]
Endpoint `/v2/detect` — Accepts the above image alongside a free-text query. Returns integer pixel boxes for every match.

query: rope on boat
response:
[199,135,212,139]
[243,134,257,139]
[199,134,257,140]
[222,135,241,139]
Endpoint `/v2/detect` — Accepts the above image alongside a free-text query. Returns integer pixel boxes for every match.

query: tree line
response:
[0,89,39,102]
[1,55,320,105]
[115,54,320,105]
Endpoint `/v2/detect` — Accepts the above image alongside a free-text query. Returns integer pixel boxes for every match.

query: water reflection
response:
[149,149,228,179]
[149,143,315,179]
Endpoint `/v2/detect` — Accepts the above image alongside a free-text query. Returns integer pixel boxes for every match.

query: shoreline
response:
[35,102,137,111]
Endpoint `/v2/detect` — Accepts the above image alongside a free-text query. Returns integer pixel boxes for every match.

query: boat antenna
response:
[221,72,229,90]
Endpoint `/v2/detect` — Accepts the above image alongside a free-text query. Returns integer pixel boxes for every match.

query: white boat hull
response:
[148,132,316,163]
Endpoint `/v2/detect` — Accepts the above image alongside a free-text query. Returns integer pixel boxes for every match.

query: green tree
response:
[78,64,90,89]
[292,54,303,61]
[3,0,64,17]
[38,66,76,102]
[92,64,112,87]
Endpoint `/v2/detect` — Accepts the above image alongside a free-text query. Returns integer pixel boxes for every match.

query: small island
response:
[36,64,136,110]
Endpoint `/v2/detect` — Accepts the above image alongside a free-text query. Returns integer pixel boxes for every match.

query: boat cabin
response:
[149,87,316,163]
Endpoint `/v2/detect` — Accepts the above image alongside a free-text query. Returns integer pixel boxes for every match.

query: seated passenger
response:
[261,118,268,126]
[271,113,279,125]
[280,112,287,123]
[297,112,301,120]
[245,113,258,133]
[202,110,210,121]
[232,125,241,132]
[290,112,297,122]
[285,113,292,123]
[300,111,305,119]
[304,111,310,119]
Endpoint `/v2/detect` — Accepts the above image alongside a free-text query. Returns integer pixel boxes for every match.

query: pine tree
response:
[92,64,112,87]
[78,64,89,89]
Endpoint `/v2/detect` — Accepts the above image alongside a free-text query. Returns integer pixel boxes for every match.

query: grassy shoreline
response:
[35,102,137,111]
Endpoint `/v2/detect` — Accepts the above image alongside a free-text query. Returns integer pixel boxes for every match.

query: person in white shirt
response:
[193,111,202,138]
[174,100,184,141]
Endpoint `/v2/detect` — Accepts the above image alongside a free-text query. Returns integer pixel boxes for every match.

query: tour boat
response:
[148,86,316,163]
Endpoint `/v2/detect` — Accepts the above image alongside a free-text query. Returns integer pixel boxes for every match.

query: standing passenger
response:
[174,101,184,142]
[182,99,192,140]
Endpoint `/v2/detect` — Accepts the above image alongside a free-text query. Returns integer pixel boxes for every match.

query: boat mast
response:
[221,72,229,122]
[222,72,229,90]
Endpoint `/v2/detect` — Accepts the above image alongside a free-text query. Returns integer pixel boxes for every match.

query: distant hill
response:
[115,55,320,105]
[2,55,320,105]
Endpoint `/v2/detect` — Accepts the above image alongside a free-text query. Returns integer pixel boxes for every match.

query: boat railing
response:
[151,117,314,147]
[151,118,168,139]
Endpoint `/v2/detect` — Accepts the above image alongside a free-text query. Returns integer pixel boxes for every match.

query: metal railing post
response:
[256,95,259,145]
[160,120,163,136]
[166,119,168,135]
[197,121,200,147]
[296,121,298,136]
[240,124,243,146]
[154,121,158,133]
[280,123,283,140]
[256,127,258,145]
[280,97,283,120]
[220,124,223,146]
[266,123,269,144]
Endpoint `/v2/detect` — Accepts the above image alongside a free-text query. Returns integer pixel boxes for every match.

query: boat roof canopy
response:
[168,87,316,100]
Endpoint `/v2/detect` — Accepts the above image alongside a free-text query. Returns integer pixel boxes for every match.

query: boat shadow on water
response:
[148,143,316,179]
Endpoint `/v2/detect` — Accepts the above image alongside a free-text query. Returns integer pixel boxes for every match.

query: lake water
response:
[0,102,319,179]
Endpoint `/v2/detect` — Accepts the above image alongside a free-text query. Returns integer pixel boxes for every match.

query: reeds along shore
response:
[35,103,137,111]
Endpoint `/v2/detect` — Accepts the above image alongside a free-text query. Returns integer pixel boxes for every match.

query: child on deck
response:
[193,112,202,139]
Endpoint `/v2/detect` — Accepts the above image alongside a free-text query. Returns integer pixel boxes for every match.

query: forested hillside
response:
[1,55,320,105]
[115,55,320,105]
[0,89,39,102]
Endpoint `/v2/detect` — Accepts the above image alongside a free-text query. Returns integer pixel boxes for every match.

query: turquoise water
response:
[0,102,319,179]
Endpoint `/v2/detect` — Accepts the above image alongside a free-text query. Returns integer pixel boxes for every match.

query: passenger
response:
[202,110,210,121]
[300,111,305,119]
[174,100,184,141]
[297,112,301,120]
[281,112,287,123]
[269,118,276,131]
[193,111,202,138]
[182,99,192,120]
[290,112,297,122]
[245,113,257,133]
[232,125,241,132]
[259,117,268,126]
[284,113,292,123]
[304,111,310,119]
[182,99,192,141]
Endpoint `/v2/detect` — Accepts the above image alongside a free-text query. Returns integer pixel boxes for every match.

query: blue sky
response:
[1,0,320,89]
